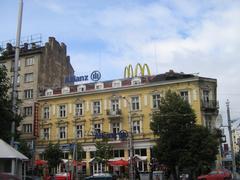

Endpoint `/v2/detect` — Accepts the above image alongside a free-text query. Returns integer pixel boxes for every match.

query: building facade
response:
[232,128,240,153]
[0,36,74,146]
[36,70,218,175]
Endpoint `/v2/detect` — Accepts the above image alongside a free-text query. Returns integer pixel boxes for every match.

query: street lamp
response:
[122,96,135,180]
[226,100,237,179]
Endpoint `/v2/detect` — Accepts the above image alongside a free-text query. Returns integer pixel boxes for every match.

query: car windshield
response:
[209,170,224,175]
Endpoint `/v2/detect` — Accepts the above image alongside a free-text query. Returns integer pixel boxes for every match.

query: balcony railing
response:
[201,100,219,109]
[106,109,122,117]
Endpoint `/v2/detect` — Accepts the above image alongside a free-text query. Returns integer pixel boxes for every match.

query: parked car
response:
[55,172,71,180]
[85,173,113,180]
[197,169,232,180]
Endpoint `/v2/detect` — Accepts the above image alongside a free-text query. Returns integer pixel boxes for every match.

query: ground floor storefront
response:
[35,139,155,176]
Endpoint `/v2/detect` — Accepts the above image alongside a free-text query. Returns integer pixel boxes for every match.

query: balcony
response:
[106,109,122,119]
[201,100,219,112]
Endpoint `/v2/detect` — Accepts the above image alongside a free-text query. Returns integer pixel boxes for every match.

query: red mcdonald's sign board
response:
[34,102,39,137]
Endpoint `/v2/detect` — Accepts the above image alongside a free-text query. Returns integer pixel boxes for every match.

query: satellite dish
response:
[215,114,223,128]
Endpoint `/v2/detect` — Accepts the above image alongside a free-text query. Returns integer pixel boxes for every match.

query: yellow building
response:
[36,70,218,175]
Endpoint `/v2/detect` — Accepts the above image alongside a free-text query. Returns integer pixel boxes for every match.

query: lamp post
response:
[226,100,237,179]
[11,0,23,147]
[122,96,135,180]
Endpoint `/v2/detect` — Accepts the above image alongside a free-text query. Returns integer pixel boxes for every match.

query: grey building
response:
[0,36,74,147]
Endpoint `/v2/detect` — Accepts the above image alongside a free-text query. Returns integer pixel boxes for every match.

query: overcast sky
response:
[1,0,240,123]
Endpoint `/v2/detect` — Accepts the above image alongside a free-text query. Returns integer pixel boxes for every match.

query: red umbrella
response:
[109,159,129,166]
[35,159,47,166]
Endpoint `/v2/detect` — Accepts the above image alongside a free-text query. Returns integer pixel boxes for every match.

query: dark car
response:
[85,173,113,180]
[197,169,232,180]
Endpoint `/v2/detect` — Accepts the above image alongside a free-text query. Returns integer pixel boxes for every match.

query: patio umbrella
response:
[35,159,47,166]
[109,159,128,166]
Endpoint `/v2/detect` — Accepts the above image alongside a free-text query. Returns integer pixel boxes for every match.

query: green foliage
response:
[0,65,21,142]
[235,150,240,172]
[18,140,32,159]
[44,143,63,170]
[150,90,219,178]
[95,138,113,163]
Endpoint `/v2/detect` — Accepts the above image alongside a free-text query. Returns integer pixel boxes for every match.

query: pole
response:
[226,100,237,179]
[75,122,78,180]
[123,97,134,180]
[11,0,23,146]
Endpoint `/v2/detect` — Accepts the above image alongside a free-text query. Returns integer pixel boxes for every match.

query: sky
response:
[0,0,240,125]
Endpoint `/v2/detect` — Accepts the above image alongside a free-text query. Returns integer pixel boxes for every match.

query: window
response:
[136,161,147,172]
[95,83,104,90]
[43,107,50,119]
[62,86,70,94]
[180,91,189,102]
[43,128,50,140]
[111,99,119,112]
[25,57,34,66]
[113,150,124,157]
[152,94,160,109]
[45,89,53,96]
[59,127,66,139]
[134,148,147,156]
[131,96,140,111]
[112,80,122,88]
[23,124,32,133]
[24,89,33,99]
[77,85,86,92]
[132,121,141,134]
[90,151,96,158]
[24,73,33,82]
[94,123,101,133]
[203,90,209,102]
[75,103,84,116]
[131,77,141,85]
[76,125,84,138]
[59,105,66,118]
[24,106,32,117]
[112,122,120,134]
[93,101,101,114]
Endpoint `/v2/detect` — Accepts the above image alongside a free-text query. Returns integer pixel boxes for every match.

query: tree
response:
[0,65,21,143]
[44,143,63,174]
[18,139,32,159]
[151,90,219,179]
[95,138,113,164]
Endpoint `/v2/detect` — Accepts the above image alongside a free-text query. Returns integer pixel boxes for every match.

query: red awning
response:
[71,160,86,166]
[109,159,129,166]
[35,159,47,166]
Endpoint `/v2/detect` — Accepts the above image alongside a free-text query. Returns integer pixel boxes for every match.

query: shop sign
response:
[65,70,101,83]
[93,130,128,140]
